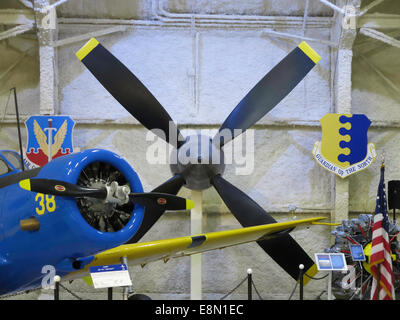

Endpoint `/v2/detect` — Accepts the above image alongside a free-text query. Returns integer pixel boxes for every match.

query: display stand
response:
[315,252,347,300]
[89,263,132,300]
[190,190,202,300]
[247,268,252,300]
[327,271,333,300]
[53,275,60,300]
[299,264,304,300]
[120,257,130,300]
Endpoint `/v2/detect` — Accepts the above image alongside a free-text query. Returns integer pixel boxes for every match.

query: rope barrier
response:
[220,270,266,300]
[304,272,329,280]
[220,276,248,300]
[58,283,87,300]
[288,268,330,300]
[221,265,331,301]
[2,264,331,301]
[288,281,298,300]
[251,279,264,300]
[0,288,41,300]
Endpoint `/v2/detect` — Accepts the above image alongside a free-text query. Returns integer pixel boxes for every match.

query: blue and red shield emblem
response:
[25,116,75,167]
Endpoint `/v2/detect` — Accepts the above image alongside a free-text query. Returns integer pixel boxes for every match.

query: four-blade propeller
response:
[75,37,321,282]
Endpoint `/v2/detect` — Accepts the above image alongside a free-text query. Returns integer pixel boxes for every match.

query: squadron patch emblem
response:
[312,114,376,178]
[25,116,75,167]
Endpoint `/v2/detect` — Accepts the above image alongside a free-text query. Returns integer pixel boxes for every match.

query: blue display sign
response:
[315,253,348,271]
[349,244,366,262]
[90,264,128,273]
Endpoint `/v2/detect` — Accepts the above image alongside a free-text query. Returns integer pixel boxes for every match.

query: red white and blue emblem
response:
[25,116,75,167]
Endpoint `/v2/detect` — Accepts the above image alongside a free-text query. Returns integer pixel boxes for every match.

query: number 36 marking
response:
[35,193,56,215]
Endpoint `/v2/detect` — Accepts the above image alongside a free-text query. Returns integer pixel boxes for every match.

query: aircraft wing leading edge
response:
[66,217,325,285]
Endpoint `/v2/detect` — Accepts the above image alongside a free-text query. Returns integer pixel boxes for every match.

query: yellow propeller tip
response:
[298,41,321,64]
[76,37,99,61]
[19,179,31,191]
[186,199,195,210]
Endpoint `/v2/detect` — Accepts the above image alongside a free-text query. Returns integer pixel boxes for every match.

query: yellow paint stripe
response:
[19,179,31,191]
[298,41,321,64]
[82,276,93,287]
[311,222,341,226]
[76,38,99,61]
[186,199,195,210]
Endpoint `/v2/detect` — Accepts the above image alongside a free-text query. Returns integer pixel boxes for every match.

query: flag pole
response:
[370,157,395,300]
[373,159,383,299]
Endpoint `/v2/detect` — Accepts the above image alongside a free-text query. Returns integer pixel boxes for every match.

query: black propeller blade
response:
[76,38,185,149]
[75,38,321,282]
[130,191,190,211]
[19,178,107,199]
[211,174,315,281]
[126,174,185,243]
[214,42,321,147]
[18,178,192,212]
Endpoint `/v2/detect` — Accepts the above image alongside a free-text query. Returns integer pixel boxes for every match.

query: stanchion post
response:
[121,256,130,300]
[247,268,252,301]
[328,271,333,300]
[108,287,113,300]
[54,275,60,300]
[299,264,304,300]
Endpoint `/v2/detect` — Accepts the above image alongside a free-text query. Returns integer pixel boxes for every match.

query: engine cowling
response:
[0,149,144,294]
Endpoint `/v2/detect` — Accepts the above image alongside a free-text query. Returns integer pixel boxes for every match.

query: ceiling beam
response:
[360,27,400,49]
[358,13,400,29]
[0,24,34,42]
[260,29,338,47]
[317,0,345,14]
[358,0,385,16]
[52,25,126,47]
[0,9,34,25]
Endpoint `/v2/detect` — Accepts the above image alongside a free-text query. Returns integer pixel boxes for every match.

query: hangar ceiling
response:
[0,0,336,19]
[0,0,397,19]
[0,0,398,116]
[55,0,334,18]
[0,0,394,18]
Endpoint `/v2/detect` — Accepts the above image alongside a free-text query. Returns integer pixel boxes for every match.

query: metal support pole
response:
[190,190,202,300]
[299,264,304,300]
[121,256,130,300]
[12,88,25,170]
[108,287,113,300]
[317,0,345,14]
[328,271,333,300]
[247,268,252,300]
[54,275,60,300]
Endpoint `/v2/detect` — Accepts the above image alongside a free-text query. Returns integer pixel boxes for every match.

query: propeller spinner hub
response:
[170,134,225,190]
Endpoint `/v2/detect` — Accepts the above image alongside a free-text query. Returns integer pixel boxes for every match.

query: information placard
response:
[89,264,132,289]
[349,244,366,262]
[315,253,347,271]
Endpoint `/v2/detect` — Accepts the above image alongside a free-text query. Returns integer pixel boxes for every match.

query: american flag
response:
[370,165,395,300]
